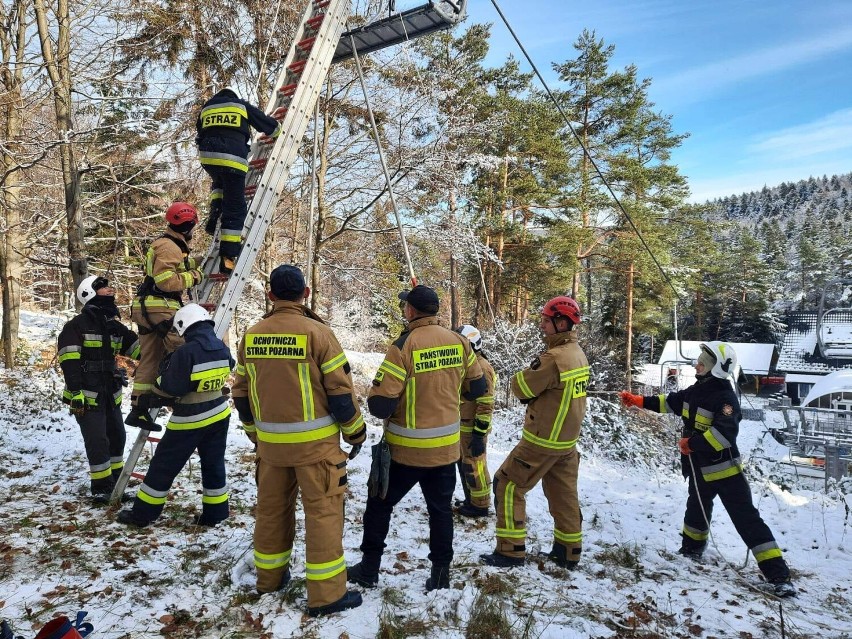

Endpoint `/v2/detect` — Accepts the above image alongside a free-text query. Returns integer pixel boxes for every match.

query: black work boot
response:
[480,552,524,568]
[124,396,161,431]
[456,500,490,518]
[307,590,362,617]
[543,544,579,569]
[116,509,150,527]
[347,561,379,588]
[770,578,797,598]
[678,545,705,562]
[425,565,451,591]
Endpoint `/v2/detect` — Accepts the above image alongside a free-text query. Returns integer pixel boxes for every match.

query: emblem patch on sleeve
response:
[722,404,733,416]
[530,357,541,370]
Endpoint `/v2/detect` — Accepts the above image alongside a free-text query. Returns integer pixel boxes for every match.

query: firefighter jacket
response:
[460,354,496,435]
[642,376,743,482]
[231,300,366,466]
[511,330,590,455]
[154,321,234,431]
[58,303,140,409]
[132,229,203,315]
[368,316,485,468]
[196,90,279,174]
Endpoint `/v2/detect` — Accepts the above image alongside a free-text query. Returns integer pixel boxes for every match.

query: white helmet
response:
[76,275,108,305]
[456,324,482,352]
[221,85,241,100]
[701,341,738,379]
[173,303,212,336]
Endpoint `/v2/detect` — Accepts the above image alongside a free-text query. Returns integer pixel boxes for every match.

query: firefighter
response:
[348,285,486,591]
[619,342,797,597]
[125,202,205,429]
[231,264,366,617]
[117,304,234,527]
[454,324,497,518]
[481,296,589,570]
[195,86,280,274]
[57,276,140,502]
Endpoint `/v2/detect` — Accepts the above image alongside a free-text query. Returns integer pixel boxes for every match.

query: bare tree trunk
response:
[0,0,27,368]
[448,187,459,328]
[626,261,634,389]
[310,97,331,312]
[492,157,508,316]
[33,0,87,300]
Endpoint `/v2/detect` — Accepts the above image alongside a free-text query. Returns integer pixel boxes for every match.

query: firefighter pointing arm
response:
[619,342,796,598]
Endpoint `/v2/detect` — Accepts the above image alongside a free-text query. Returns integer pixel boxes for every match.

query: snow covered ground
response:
[2,310,852,638]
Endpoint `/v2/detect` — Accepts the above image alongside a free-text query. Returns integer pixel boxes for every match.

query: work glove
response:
[271,124,282,139]
[191,269,205,285]
[69,391,86,417]
[348,443,362,460]
[678,437,693,455]
[114,368,129,387]
[469,431,486,458]
[619,391,643,408]
[204,212,220,237]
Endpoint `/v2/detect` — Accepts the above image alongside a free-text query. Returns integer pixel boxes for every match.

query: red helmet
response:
[542,296,581,324]
[165,202,199,226]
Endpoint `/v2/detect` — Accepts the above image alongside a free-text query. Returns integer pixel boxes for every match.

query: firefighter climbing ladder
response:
[110,0,468,503]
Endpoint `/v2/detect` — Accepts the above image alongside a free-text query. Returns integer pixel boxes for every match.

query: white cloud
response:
[656,25,852,104]
[748,108,852,161]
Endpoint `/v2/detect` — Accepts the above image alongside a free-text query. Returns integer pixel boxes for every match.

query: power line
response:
[489,0,683,303]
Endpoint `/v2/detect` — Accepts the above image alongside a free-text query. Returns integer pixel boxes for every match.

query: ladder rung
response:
[279,83,298,97]
[259,134,276,145]
[208,273,229,283]
[199,303,217,312]
[147,436,161,443]
[249,158,268,170]
[297,37,316,52]
[130,472,146,480]
[288,59,307,74]
[244,185,258,197]
[314,0,331,9]
[306,14,324,29]
[272,106,288,120]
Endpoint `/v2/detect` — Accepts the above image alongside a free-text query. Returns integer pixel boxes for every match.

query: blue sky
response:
[453,0,852,202]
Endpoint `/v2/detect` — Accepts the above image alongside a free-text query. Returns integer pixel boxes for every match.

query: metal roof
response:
[778,312,852,374]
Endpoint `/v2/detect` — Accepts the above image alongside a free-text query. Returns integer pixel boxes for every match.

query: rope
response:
[253,0,285,101]
[488,0,682,303]
[349,28,417,286]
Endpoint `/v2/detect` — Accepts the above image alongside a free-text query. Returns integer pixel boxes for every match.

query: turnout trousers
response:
[493,442,582,563]
[76,395,126,495]
[360,461,456,570]
[202,163,247,259]
[458,432,491,509]
[254,451,349,608]
[128,416,229,525]
[129,308,183,406]
[682,466,790,582]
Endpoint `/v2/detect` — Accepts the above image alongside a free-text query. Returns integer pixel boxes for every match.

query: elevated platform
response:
[333,1,467,63]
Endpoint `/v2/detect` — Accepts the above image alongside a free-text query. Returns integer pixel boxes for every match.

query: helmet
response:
[456,324,482,352]
[221,85,241,100]
[173,303,213,337]
[76,275,109,305]
[542,296,581,325]
[700,341,738,379]
[165,202,199,226]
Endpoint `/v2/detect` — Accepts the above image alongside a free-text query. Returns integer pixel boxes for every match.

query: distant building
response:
[777,312,852,404]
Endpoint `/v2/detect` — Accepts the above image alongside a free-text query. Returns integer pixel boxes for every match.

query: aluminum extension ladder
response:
[110,0,350,503]
[110,0,469,504]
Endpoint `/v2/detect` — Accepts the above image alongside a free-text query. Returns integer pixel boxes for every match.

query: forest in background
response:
[1,0,851,389]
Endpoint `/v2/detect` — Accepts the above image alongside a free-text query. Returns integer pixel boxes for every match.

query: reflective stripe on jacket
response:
[231,300,365,466]
[132,229,201,312]
[643,376,743,482]
[510,331,589,454]
[460,354,496,433]
[155,322,234,430]
[369,316,484,467]
[57,304,140,408]
[196,91,279,173]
